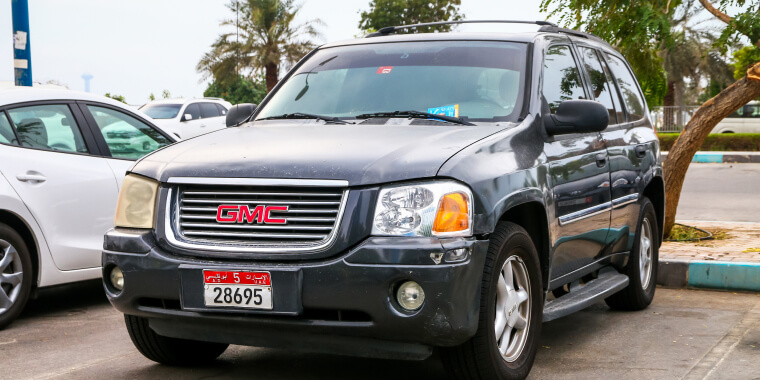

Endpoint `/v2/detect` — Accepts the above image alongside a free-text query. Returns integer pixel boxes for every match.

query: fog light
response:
[445,248,470,263]
[397,281,425,311]
[110,266,124,291]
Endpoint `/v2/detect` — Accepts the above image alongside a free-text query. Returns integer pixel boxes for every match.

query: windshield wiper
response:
[258,112,347,124]
[354,110,475,126]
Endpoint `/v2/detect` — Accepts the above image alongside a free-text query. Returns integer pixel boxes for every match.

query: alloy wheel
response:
[0,239,24,315]
[639,218,653,289]
[494,255,531,362]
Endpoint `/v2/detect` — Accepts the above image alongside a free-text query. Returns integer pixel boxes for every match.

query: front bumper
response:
[103,229,488,360]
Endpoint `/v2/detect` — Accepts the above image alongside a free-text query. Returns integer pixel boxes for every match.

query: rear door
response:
[0,102,118,271]
[179,103,204,138]
[199,102,226,132]
[541,44,613,286]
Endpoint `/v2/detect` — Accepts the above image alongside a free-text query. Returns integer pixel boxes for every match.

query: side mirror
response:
[543,100,609,136]
[182,114,192,121]
[226,103,257,127]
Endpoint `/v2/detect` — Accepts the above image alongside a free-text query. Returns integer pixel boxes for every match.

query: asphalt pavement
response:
[677,163,760,223]
[1,281,758,379]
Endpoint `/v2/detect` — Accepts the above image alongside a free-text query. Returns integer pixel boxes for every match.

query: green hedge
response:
[659,133,760,151]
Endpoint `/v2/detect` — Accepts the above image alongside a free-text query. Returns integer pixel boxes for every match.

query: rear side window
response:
[0,113,17,145]
[199,103,221,118]
[86,105,172,160]
[216,103,228,115]
[578,47,619,125]
[184,104,201,120]
[7,104,89,153]
[747,104,760,118]
[605,54,646,121]
[542,45,586,113]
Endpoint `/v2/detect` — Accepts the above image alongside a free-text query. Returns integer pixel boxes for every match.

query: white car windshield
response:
[141,104,182,119]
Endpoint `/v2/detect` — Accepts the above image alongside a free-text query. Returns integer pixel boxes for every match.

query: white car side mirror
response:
[183,114,192,121]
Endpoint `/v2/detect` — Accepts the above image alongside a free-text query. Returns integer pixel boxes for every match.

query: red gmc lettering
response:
[216,205,288,224]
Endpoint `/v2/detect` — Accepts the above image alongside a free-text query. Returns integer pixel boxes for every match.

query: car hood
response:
[131,120,510,186]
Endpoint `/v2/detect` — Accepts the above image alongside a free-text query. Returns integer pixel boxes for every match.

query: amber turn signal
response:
[432,192,469,234]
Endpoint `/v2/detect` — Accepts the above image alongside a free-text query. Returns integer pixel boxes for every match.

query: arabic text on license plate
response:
[202,270,273,309]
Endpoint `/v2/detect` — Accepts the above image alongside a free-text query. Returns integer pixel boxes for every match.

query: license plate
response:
[202,270,273,310]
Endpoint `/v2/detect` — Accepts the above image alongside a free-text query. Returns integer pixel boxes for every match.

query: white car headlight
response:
[372,181,473,237]
[114,174,159,229]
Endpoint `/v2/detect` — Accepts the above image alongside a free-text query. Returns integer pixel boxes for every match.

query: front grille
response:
[167,182,347,252]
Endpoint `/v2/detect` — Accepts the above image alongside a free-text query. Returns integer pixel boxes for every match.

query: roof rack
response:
[365,20,558,37]
[536,25,606,43]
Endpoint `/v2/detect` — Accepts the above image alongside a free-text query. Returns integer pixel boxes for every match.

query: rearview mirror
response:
[543,100,609,136]
[226,103,257,127]
[182,114,192,121]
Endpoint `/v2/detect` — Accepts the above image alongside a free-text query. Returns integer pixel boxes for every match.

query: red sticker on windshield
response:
[377,66,393,74]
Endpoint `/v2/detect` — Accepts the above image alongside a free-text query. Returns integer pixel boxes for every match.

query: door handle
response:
[596,153,608,167]
[200,124,206,128]
[635,145,647,158]
[16,173,46,183]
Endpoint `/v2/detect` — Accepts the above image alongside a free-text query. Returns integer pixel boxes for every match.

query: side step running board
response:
[542,269,629,322]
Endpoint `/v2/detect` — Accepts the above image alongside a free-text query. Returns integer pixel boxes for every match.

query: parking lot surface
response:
[1,281,758,379]
[677,163,760,223]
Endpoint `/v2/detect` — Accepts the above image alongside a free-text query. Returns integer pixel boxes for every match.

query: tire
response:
[441,222,543,380]
[124,314,229,366]
[605,196,659,311]
[0,223,33,330]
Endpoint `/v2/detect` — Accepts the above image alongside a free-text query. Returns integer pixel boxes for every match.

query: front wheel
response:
[124,314,229,366]
[441,222,543,380]
[605,196,659,310]
[0,223,33,330]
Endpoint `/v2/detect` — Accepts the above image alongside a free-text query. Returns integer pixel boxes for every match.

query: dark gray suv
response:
[103,20,664,379]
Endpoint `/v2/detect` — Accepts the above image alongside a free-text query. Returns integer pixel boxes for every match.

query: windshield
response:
[256,41,528,123]
[140,104,182,119]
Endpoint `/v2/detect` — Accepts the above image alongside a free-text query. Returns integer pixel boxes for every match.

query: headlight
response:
[372,181,473,237]
[114,174,159,228]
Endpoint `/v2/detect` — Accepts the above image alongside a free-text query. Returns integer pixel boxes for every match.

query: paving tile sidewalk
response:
[658,221,760,291]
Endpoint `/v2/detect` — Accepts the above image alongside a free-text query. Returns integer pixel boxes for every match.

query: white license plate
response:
[202,270,273,310]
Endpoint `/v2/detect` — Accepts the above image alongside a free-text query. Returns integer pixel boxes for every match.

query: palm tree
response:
[197,0,322,92]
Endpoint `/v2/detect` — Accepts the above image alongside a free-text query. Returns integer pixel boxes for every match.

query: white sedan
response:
[139,98,232,140]
[0,87,176,328]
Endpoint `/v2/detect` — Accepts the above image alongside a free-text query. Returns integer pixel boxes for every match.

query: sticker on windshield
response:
[377,66,393,74]
[428,104,459,118]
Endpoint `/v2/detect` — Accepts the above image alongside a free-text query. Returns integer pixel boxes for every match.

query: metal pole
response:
[11,0,33,87]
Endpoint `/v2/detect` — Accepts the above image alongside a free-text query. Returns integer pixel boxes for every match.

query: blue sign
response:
[427,104,459,118]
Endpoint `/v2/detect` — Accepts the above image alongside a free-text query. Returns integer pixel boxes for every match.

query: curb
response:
[657,259,760,292]
[661,151,760,163]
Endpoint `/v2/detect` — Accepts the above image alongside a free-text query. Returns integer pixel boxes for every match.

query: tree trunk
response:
[662,62,760,235]
[265,62,279,93]
[663,80,676,131]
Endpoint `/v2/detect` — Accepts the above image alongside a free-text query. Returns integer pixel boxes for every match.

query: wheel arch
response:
[497,200,551,292]
[0,209,40,289]
[642,176,665,247]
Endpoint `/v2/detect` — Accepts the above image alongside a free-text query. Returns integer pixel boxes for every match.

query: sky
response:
[0,0,547,104]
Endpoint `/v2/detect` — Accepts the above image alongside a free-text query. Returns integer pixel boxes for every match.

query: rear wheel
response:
[0,223,33,330]
[441,222,543,380]
[124,314,229,366]
[605,196,658,310]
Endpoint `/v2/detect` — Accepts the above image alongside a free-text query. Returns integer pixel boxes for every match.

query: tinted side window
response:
[605,54,646,121]
[216,103,228,116]
[746,105,760,118]
[7,104,88,153]
[0,113,18,145]
[578,47,618,125]
[199,103,221,118]
[727,107,744,118]
[542,45,586,113]
[87,105,172,160]
[184,104,201,120]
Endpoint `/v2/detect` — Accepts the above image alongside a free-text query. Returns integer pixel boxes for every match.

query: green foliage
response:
[732,46,760,79]
[161,90,171,99]
[540,0,675,108]
[714,0,760,50]
[698,79,729,102]
[204,75,267,105]
[148,93,156,101]
[658,133,760,151]
[104,93,127,104]
[358,0,463,34]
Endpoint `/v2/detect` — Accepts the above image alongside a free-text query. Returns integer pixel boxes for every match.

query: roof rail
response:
[536,25,606,43]
[365,20,558,37]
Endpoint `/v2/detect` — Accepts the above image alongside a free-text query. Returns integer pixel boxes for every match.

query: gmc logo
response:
[216,205,288,224]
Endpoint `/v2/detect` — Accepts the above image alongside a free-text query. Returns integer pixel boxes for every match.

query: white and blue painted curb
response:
[661,152,760,163]
[658,259,760,292]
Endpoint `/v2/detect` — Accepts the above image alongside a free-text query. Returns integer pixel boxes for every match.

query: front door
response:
[0,104,118,270]
[541,45,612,287]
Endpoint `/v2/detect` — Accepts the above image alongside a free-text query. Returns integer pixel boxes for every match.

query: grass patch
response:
[667,224,710,241]
[659,133,760,152]
[708,229,731,240]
